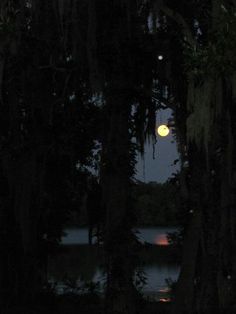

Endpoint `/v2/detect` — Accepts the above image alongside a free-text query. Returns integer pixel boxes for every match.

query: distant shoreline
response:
[64,224,180,228]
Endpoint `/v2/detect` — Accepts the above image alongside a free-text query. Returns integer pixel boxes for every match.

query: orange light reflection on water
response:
[159,298,171,303]
[158,288,170,293]
[154,234,169,246]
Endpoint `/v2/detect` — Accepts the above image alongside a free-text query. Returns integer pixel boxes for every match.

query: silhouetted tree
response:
[0,0,98,309]
[146,1,236,313]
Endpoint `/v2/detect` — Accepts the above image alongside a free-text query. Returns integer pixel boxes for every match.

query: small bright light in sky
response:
[157,125,169,137]
[158,55,164,60]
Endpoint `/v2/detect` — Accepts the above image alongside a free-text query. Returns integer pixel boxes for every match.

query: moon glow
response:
[157,125,170,137]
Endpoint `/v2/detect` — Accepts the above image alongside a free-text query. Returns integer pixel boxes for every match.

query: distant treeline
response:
[67,179,180,227]
[132,180,180,227]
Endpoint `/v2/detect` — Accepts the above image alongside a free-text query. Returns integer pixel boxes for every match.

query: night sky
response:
[136,109,180,183]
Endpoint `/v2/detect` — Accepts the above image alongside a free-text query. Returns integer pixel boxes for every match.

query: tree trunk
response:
[100,90,137,314]
[174,74,236,313]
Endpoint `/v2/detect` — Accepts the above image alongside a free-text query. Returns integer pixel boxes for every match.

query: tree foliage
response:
[0,1,236,313]
[133,180,180,226]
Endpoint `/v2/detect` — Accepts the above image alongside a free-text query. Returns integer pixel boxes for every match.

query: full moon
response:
[157,125,170,137]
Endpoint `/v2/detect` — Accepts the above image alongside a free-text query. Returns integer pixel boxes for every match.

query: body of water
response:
[61,227,178,246]
[49,227,180,301]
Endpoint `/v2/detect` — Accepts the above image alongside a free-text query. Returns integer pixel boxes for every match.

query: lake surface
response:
[49,227,180,301]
